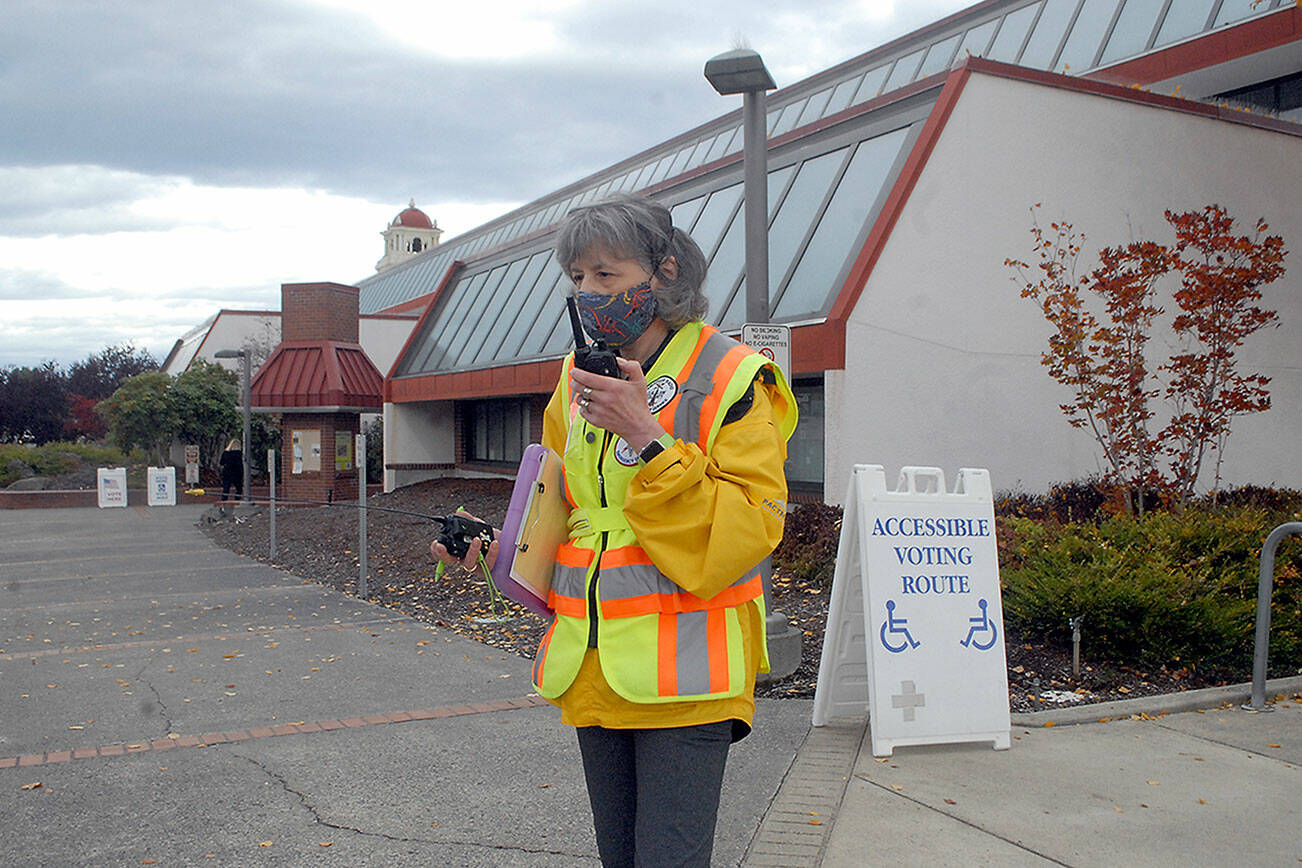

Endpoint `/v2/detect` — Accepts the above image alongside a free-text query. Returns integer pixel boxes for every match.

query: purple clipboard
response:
[491,444,566,617]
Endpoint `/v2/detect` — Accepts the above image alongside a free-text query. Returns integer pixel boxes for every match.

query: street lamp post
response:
[214,348,252,503]
[705,49,803,680]
[705,48,776,324]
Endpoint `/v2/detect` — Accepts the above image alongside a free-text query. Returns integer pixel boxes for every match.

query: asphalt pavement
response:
[2,503,1298,866]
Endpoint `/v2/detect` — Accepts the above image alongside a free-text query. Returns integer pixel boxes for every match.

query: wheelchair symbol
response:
[960,598,998,650]
[880,600,921,653]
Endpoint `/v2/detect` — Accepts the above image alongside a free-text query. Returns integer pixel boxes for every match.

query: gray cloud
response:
[0,268,82,301]
[2,0,968,208]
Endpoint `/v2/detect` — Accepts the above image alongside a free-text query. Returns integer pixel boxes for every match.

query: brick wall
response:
[281,283,359,343]
[279,413,360,504]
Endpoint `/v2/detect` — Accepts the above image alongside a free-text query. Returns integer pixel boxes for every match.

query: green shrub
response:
[1000,506,1302,673]
[0,442,129,487]
[774,501,843,588]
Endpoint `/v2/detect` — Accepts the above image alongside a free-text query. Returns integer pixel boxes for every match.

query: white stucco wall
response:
[383,399,454,491]
[829,72,1301,502]
[359,317,418,377]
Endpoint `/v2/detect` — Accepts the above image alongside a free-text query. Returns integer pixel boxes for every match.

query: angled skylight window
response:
[955,18,1001,60]
[1153,0,1218,45]
[1020,0,1079,69]
[988,3,1042,62]
[918,33,964,78]
[1055,0,1122,72]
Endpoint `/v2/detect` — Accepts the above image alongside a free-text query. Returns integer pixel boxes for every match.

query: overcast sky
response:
[0,0,973,369]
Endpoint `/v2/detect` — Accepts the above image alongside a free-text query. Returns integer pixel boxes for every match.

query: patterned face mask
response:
[575,280,658,348]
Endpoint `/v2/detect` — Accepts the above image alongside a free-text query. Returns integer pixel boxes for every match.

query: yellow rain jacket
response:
[532,321,797,731]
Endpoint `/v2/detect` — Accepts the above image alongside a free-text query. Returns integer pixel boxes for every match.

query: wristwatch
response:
[638,433,674,465]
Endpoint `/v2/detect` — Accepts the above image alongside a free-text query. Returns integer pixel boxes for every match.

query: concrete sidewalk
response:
[3,505,1297,865]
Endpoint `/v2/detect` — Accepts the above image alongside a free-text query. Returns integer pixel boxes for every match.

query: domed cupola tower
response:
[376,199,443,272]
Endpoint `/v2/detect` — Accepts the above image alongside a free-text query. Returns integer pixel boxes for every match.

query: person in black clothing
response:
[219,438,243,501]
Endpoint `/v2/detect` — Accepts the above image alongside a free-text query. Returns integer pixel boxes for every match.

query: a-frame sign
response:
[812,465,1010,756]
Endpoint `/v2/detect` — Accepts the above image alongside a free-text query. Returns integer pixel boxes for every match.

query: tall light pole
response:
[705,49,802,680]
[705,48,776,323]
[214,348,251,503]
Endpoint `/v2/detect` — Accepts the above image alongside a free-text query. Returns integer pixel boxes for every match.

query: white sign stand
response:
[813,465,1010,756]
[147,466,177,507]
[97,467,128,508]
[184,445,200,485]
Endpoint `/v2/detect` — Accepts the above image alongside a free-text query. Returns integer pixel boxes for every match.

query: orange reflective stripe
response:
[533,619,556,684]
[556,543,592,568]
[660,325,714,439]
[599,573,762,619]
[657,613,677,697]
[707,608,729,694]
[598,545,654,570]
[547,592,586,618]
[695,343,751,453]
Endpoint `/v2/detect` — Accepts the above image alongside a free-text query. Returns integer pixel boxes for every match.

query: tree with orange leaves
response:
[1007,204,1287,509]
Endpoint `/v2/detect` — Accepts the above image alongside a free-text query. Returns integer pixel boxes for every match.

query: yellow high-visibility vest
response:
[532,321,797,703]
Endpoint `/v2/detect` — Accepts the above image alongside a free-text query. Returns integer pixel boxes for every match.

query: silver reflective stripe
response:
[552,564,588,601]
[673,611,715,696]
[598,563,678,603]
[671,330,739,446]
[599,560,760,607]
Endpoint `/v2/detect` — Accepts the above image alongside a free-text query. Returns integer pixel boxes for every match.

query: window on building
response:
[1214,70,1302,121]
[786,379,825,495]
[464,398,530,465]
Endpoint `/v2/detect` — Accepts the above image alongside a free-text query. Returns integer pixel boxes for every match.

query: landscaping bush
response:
[999,505,1302,673]
[0,442,128,487]
[773,501,843,588]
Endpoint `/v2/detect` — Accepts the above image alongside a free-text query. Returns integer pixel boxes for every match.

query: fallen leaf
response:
[808,819,823,825]
[1043,721,1056,728]
[20,782,42,791]
[944,798,957,805]
[1147,780,1160,786]
[1198,799,1207,805]
[258,841,274,847]
[319,842,334,848]
[1267,744,1281,749]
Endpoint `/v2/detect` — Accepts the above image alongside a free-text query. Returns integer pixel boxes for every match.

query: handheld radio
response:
[433,513,496,560]
[566,295,623,378]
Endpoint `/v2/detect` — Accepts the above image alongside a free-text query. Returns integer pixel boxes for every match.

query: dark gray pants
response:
[576,722,733,867]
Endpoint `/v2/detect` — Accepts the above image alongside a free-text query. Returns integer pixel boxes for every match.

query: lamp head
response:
[704,49,776,95]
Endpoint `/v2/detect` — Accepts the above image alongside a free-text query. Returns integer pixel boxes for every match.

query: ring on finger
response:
[582,386,592,399]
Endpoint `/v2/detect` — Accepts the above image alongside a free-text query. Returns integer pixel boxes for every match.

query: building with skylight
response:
[363,0,1301,500]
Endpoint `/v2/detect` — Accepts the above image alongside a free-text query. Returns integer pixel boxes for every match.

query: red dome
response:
[393,199,433,229]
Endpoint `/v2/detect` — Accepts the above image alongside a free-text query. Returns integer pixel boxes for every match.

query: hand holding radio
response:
[567,294,624,379]
[429,511,499,570]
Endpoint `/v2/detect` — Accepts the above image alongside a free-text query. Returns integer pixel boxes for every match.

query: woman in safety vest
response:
[432,193,796,867]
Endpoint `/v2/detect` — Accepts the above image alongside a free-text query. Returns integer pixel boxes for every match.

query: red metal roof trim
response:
[252,341,383,410]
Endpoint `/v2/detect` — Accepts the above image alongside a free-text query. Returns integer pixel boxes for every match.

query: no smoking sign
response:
[741,323,790,383]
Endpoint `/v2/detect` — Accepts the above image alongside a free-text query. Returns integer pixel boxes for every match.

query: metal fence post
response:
[1243,521,1302,712]
[357,433,367,598]
[268,449,277,561]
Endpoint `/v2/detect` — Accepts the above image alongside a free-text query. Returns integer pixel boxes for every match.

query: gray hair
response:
[554,193,708,328]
